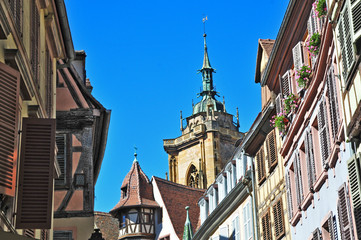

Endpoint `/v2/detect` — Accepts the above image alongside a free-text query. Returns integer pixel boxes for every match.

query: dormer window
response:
[121,185,128,198]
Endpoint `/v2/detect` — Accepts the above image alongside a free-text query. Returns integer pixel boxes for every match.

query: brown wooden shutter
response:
[31,1,40,85]
[16,118,56,229]
[285,172,293,221]
[55,134,66,184]
[266,130,278,172]
[261,210,271,240]
[0,62,20,196]
[318,99,331,167]
[305,128,316,190]
[347,154,361,238]
[351,0,361,41]
[326,66,340,141]
[273,199,285,240]
[256,146,266,185]
[337,183,355,239]
[294,151,304,206]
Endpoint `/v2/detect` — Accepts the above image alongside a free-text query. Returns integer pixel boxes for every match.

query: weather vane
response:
[202,16,208,35]
[134,146,138,155]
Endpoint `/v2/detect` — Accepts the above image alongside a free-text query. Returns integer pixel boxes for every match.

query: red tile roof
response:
[152,177,205,239]
[110,160,159,213]
[94,211,119,240]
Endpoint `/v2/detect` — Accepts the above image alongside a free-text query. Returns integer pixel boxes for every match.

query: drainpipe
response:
[55,0,75,69]
[250,157,259,240]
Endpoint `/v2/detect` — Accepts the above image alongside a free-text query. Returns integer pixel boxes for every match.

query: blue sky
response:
[65,0,289,212]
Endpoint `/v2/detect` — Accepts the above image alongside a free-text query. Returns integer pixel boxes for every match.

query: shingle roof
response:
[110,160,159,213]
[259,39,275,57]
[152,177,205,239]
[94,211,119,240]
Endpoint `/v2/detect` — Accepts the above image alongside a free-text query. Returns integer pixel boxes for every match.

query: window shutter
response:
[318,99,331,167]
[347,154,361,237]
[308,8,317,36]
[256,146,266,185]
[281,71,292,97]
[294,151,304,206]
[55,134,66,184]
[31,1,40,84]
[305,128,316,190]
[326,66,340,141]
[350,0,361,43]
[273,199,285,240]
[266,130,278,172]
[16,118,56,229]
[261,211,271,240]
[337,3,355,80]
[41,229,49,240]
[327,214,337,240]
[23,229,35,238]
[312,228,321,240]
[292,42,305,71]
[337,183,354,239]
[285,172,293,221]
[0,62,20,196]
[9,0,23,36]
[275,93,283,115]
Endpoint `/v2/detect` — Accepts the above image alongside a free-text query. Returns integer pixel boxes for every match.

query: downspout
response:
[251,157,259,240]
[55,0,75,69]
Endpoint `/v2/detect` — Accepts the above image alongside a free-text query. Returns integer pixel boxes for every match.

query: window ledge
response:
[290,210,302,227]
[301,191,314,211]
[314,170,328,192]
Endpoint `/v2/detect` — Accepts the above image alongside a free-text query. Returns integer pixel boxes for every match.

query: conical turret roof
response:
[110,155,158,213]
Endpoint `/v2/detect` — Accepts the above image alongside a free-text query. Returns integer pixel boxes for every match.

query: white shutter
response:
[281,71,292,96]
[243,202,252,240]
[292,42,305,71]
[308,8,317,36]
[337,2,355,80]
[232,216,240,240]
[294,151,304,206]
[275,93,283,115]
[285,172,293,221]
[350,0,361,43]
[326,66,340,141]
[305,128,316,190]
[220,226,228,239]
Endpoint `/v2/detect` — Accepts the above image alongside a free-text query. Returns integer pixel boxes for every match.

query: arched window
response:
[187,165,199,188]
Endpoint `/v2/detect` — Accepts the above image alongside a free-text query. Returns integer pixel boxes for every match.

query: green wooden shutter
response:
[0,62,20,196]
[347,153,361,238]
[16,118,56,229]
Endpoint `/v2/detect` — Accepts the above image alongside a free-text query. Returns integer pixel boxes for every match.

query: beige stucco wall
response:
[54,217,94,240]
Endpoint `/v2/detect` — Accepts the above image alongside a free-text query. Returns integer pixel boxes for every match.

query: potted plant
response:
[313,0,327,18]
[295,65,312,89]
[271,112,290,136]
[283,94,299,115]
[306,32,321,57]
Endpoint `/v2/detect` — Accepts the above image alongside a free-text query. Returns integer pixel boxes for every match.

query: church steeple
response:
[199,34,216,97]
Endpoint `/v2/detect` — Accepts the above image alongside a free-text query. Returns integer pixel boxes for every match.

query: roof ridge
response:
[153,176,205,192]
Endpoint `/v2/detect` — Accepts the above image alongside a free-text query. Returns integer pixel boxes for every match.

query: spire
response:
[202,34,212,69]
[133,146,138,163]
[199,33,215,96]
[183,206,193,240]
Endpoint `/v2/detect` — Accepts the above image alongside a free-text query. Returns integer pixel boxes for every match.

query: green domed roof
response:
[193,95,224,115]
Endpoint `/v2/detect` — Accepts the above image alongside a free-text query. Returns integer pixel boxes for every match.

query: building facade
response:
[194,145,255,240]
[0,1,110,240]
[257,0,358,239]
[163,34,243,189]
[332,0,361,237]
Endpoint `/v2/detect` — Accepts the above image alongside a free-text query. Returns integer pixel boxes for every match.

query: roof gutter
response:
[260,0,297,86]
[55,0,75,69]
